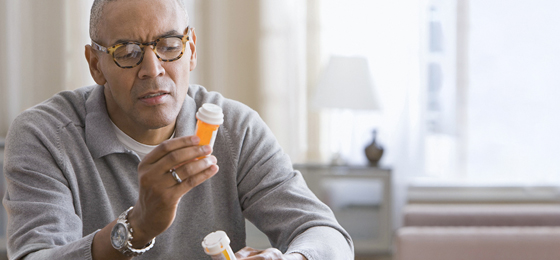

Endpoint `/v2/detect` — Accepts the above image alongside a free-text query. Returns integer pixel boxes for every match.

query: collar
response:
[85,85,198,159]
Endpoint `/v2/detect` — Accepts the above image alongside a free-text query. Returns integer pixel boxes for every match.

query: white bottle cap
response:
[202,230,231,255]
[196,103,224,125]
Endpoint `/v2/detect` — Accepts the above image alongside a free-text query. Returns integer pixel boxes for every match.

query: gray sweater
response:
[3,85,353,260]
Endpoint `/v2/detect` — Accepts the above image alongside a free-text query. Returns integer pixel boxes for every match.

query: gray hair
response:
[89,0,189,42]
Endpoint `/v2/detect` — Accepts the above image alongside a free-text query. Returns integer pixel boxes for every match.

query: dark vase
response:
[365,129,384,166]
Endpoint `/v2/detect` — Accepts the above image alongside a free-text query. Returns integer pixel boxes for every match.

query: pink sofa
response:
[395,204,560,260]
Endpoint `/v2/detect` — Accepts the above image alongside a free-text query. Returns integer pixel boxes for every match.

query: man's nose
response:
[138,46,165,79]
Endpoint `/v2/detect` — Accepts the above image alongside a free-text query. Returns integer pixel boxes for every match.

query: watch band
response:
[115,206,156,257]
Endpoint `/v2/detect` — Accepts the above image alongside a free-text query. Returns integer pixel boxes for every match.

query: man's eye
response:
[113,44,142,60]
[159,45,181,52]
[116,51,141,60]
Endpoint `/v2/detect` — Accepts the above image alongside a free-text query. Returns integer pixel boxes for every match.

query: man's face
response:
[89,0,195,135]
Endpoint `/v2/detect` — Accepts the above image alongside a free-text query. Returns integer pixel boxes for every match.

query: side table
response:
[293,164,392,254]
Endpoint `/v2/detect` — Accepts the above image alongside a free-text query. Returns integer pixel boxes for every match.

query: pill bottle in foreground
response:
[195,103,224,154]
[202,230,237,260]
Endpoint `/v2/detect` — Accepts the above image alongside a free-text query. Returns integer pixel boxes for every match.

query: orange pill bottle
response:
[195,103,224,153]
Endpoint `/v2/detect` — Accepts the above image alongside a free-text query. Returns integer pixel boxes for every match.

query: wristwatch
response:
[110,206,156,257]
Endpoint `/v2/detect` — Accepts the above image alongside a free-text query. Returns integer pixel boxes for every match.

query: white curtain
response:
[192,0,308,163]
[416,0,560,185]
[464,0,560,183]
[0,0,94,136]
[318,0,422,228]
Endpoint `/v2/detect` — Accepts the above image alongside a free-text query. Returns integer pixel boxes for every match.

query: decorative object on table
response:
[365,129,384,166]
[311,55,382,165]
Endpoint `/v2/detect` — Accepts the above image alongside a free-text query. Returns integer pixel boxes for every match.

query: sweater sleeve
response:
[2,111,94,260]
[286,226,354,260]
[228,106,354,259]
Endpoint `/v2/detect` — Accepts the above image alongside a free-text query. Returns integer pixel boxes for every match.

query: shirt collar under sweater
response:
[84,84,198,159]
[110,121,176,161]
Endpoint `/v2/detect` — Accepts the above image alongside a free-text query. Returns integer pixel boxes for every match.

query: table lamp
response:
[311,55,382,165]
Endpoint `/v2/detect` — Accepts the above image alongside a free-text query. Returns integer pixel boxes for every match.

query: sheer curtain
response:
[464,0,560,184]
[419,0,560,185]
[192,0,308,162]
[318,0,422,228]
[319,0,421,168]
[0,0,94,136]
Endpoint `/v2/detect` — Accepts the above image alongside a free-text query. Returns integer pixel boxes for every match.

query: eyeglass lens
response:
[113,37,184,67]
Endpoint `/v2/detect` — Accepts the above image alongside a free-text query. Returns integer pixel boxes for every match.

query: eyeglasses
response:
[91,27,191,69]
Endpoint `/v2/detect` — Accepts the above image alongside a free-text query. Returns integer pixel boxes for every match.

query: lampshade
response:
[312,56,381,111]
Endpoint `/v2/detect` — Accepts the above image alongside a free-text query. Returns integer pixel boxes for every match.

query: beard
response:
[131,79,185,129]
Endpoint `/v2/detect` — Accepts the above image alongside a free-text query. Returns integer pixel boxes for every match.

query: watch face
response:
[111,223,128,249]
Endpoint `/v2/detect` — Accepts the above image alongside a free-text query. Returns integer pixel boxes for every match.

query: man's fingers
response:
[181,156,217,177]
[180,163,219,188]
[141,135,200,164]
[164,156,217,187]
[236,247,284,260]
[151,144,212,175]
[235,247,262,258]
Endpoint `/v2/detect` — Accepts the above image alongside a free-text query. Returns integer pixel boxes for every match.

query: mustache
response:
[132,79,175,97]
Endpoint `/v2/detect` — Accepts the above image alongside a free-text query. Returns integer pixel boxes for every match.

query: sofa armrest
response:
[395,226,560,260]
[404,204,560,227]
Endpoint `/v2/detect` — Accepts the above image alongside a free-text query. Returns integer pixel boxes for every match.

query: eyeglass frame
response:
[91,26,191,69]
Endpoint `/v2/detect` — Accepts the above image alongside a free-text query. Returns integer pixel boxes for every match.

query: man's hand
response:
[235,247,308,260]
[128,135,219,247]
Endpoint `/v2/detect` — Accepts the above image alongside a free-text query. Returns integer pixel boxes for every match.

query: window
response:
[462,0,560,184]
[320,0,560,184]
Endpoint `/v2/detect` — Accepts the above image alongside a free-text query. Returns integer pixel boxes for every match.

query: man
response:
[2,0,354,259]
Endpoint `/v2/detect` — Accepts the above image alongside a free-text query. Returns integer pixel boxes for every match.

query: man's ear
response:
[85,45,107,85]
[189,28,197,71]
